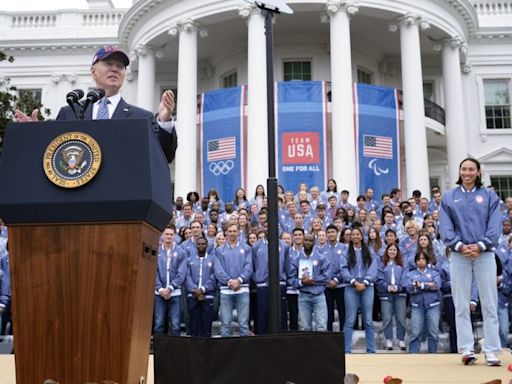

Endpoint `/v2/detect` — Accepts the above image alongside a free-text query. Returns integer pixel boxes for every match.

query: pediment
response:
[478,147,512,163]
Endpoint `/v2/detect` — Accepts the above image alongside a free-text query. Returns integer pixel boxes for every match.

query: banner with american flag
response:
[200,86,246,201]
[355,84,400,199]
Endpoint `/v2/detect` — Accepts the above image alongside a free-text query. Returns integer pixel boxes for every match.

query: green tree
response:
[0,51,50,155]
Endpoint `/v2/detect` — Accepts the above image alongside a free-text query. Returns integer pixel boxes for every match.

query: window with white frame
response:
[429,177,440,192]
[491,176,512,200]
[283,61,311,81]
[221,70,237,88]
[423,81,435,102]
[18,88,42,103]
[16,88,43,116]
[357,67,373,84]
[483,79,511,129]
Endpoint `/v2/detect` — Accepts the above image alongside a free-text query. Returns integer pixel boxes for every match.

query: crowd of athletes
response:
[0,181,511,353]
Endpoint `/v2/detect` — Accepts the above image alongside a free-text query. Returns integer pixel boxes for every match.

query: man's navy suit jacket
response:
[55,97,177,163]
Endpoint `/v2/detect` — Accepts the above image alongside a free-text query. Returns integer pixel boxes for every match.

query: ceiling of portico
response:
[141,5,451,69]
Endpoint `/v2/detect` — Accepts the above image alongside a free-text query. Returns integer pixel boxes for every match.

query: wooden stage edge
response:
[1,352,512,383]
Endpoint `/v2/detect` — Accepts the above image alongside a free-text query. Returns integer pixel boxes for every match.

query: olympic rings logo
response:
[209,160,234,175]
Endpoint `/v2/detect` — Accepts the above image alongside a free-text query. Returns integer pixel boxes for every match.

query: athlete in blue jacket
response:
[185,237,216,337]
[340,227,378,353]
[214,224,253,337]
[154,226,188,336]
[0,248,10,335]
[406,252,442,353]
[440,157,502,366]
[289,233,331,332]
[252,236,290,334]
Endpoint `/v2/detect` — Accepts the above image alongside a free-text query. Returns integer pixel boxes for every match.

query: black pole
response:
[263,9,281,334]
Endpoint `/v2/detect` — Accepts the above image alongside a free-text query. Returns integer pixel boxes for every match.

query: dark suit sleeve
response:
[158,127,178,163]
[55,106,69,121]
[143,111,177,164]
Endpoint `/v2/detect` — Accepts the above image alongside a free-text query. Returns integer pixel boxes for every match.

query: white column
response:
[173,20,198,198]
[394,14,430,197]
[49,73,64,118]
[441,38,467,188]
[136,45,156,112]
[327,1,359,198]
[240,6,267,195]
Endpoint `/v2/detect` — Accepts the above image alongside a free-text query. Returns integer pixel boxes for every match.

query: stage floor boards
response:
[0,352,511,383]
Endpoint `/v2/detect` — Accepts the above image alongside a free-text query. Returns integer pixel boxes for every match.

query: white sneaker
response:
[399,340,406,350]
[386,339,393,350]
[485,352,501,366]
[462,351,477,365]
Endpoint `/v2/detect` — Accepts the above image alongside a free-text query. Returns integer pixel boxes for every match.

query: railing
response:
[397,90,446,125]
[11,14,57,28]
[82,12,124,26]
[325,83,446,126]
[8,10,125,30]
[473,1,512,15]
[424,99,446,125]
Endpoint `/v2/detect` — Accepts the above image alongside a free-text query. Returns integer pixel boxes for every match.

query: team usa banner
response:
[355,83,400,199]
[200,86,246,202]
[276,81,329,192]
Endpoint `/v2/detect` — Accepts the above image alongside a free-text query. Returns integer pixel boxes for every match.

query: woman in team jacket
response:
[341,227,378,353]
[376,244,408,351]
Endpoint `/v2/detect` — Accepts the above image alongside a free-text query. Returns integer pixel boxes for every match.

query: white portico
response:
[1,0,511,200]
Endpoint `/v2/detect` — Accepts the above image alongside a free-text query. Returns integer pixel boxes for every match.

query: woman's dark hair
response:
[186,191,200,203]
[179,226,191,244]
[347,227,372,269]
[336,208,348,224]
[456,157,483,188]
[254,184,266,198]
[339,227,352,243]
[367,227,383,253]
[415,230,436,265]
[233,188,248,204]
[384,229,399,245]
[207,189,220,201]
[326,178,338,192]
[414,251,429,263]
[382,244,403,267]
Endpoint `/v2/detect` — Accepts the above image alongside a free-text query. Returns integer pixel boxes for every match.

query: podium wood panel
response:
[8,222,159,384]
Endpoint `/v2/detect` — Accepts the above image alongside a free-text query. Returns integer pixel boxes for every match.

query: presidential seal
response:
[43,132,102,188]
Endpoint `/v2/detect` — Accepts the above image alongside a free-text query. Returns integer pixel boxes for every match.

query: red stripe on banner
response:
[241,85,247,190]
[199,93,204,197]
[323,81,330,182]
[394,89,401,189]
[353,83,359,187]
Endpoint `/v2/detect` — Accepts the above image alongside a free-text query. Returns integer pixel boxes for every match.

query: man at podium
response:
[14,45,177,163]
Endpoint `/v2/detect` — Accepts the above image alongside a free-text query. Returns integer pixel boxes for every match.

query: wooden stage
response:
[0,352,511,383]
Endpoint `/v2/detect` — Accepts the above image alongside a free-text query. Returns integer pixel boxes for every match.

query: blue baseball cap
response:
[92,45,129,66]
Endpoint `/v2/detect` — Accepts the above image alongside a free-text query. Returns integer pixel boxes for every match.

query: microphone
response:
[79,88,105,119]
[66,89,84,118]
[66,89,84,105]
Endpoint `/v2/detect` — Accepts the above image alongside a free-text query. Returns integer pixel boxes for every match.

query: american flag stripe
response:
[207,137,236,161]
[363,135,393,159]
